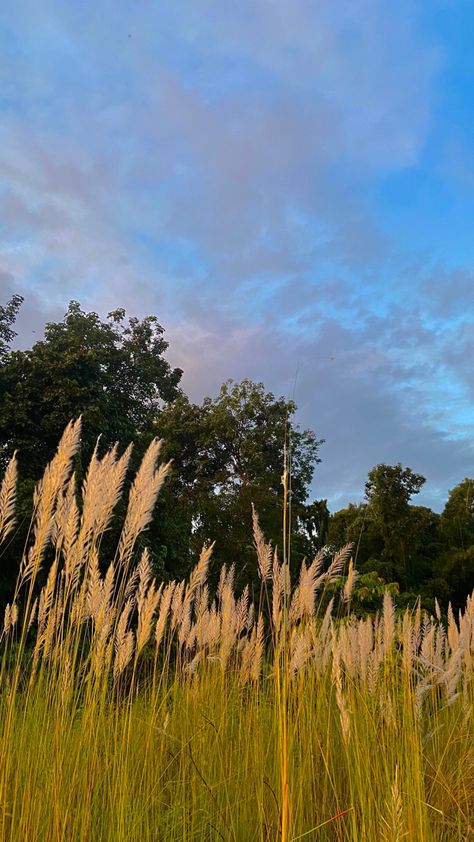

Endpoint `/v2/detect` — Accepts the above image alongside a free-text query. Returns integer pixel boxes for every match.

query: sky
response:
[0,0,473,512]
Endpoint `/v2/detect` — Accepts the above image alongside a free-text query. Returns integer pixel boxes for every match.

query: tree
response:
[365,463,426,529]
[404,505,441,592]
[327,502,384,571]
[439,478,474,550]
[0,300,182,477]
[296,499,330,558]
[363,463,426,587]
[154,380,324,587]
[323,570,399,616]
[0,294,23,359]
[0,300,182,600]
[436,546,474,610]
[435,479,474,608]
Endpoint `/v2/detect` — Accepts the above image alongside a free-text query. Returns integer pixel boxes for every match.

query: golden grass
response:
[0,420,472,841]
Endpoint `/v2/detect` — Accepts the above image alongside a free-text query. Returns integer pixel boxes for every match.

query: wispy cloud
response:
[0,0,472,510]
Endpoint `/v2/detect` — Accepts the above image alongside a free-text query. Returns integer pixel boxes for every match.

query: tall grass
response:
[0,421,472,841]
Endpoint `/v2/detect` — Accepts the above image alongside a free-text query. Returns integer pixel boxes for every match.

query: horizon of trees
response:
[1,295,473,612]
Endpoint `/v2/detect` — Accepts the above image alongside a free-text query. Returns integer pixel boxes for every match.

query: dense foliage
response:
[0,295,472,609]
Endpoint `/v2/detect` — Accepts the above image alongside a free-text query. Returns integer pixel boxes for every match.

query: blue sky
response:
[1,0,473,511]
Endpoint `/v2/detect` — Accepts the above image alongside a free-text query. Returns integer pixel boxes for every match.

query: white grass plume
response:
[0,451,17,545]
[20,419,81,585]
[252,504,272,582]
[118,439,171,568]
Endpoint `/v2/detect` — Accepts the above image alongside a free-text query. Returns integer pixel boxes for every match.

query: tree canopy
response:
[0,300,182,477]
[0,294,23,359]
[439,478,474,550]
[154,380,324,587]
[0,294,473,611]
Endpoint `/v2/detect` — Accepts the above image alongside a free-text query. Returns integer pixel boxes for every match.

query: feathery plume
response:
[118,439,171,568]
[272,550,283,633]
[252,505,272,582]
[401,609,414,676]
[136,548,153,610]
[27,598,38,632]
[290,549,330,623]
[79,442,132,560]
[187,544,213,600]
[0,452,17,545]
[290,629,310,675]
[319,543,353,585]
[235,585,250,637]
[114,630,134,679]
[383,590,395,658]
[343,558,357,604]
[332,636,350,744]
[114,599,134,678]
[155,582,175,651]
[3,602,18,634]
[217,564,228,603]
[219,581,237,671]
[447,602,459,654]
[170,581,185,631]
[381,767,406,842]
[56,476,80,591]
[20,419,81,584]
[136,580,162,655]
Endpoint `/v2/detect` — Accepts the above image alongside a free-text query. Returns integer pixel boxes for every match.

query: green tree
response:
[0,300,182,477]
[296,499,330,558]
[0,300,182,599]
[365,463,426,529]
[437,546,474,610]
[323,570,399,616]
[327,502,384,572]
[364,463,426,587]
[439,478,474,550]
[435,479,474,608]
[154,380,324,587]
[406,505,441,582]
[0,294,23,359]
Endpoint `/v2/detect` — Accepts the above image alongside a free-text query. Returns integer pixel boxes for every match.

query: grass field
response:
[0,421,472,841]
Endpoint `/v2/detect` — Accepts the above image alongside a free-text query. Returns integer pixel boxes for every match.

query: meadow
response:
[0,420,472,841]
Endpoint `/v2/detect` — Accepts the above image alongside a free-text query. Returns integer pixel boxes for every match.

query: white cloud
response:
[2,0,471,513]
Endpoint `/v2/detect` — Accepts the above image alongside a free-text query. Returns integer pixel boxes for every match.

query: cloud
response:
[0,0,439,294]
[164,303,474,513]
[1,0,472,514]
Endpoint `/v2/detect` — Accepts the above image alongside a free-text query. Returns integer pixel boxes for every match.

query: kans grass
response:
[0,421,472,841]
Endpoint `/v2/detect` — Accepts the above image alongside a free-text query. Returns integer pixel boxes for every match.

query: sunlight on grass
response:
[0,421,472,841]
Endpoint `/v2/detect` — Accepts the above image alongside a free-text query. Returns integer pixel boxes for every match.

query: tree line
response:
[0,296,472,612]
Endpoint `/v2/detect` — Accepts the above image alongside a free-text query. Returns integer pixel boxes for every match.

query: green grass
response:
[0,421,472,841]
[0,652,472,841]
